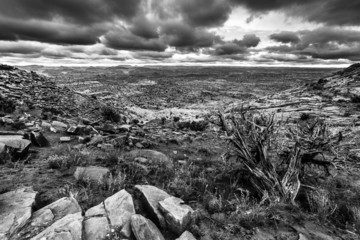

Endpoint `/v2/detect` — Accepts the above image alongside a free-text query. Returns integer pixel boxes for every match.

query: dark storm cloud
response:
[132,51,174,60]
[129,16,159,39]
[0,43,44,54]
[211,34,260,55]
[160,21,220,49]
[0,0,141,24]
[0,17,105,45]
[103,28,167,52]
[239,34,261,48]
[230,0,310,11]
[0,0,141,45]
[267,27,360,61]
[270,32,300,44]
[179,0,232,27]
[231,0,360,26]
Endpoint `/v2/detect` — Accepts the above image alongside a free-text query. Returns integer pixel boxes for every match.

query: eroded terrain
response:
[2,64,360,240]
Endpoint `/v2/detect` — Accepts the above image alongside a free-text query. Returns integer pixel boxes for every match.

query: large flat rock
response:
[84,189,135,239]
[31,212,83,240]
[0,187,37,240]
[31,197,81,227]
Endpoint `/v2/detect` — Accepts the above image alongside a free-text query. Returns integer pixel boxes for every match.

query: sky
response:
[1,0,360,67]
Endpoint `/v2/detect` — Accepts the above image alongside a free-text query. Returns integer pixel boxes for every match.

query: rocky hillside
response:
[0,64,104,121]
[1,64,360,240]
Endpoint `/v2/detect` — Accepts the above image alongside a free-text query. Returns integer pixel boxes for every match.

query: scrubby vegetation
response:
[101,107,121,122]
[0,95,16,114]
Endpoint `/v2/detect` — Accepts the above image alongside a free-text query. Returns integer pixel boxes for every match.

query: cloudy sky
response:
[1,0,360,67]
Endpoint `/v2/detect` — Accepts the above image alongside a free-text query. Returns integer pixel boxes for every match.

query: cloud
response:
[129,16,159,39]
[160,21,221,49]
[179,0,232,27]
[267,27,360,61]
[211,34,260,55]
[103,28,167,51]
[0,0,141,24]
[0,17,105,45]
[230,0,310,12]
[270,31,300,44]
[231,0,360,26]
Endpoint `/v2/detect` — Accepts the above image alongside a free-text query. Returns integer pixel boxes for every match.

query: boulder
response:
[0,187,37,240]
[0,135,31,157]
[159,197,194,235]
[124,149,173,168]
[176,231,197,240]
[29,131,49,147]
[74,166,110,182]
[130,214,165,240]
[31,197,81,227]
[135,185,170,228]
[84,190,135,239]
[31,212,83,240]
[104,189,135,238]
[84,217,110,240]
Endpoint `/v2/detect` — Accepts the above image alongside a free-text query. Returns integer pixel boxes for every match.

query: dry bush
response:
[58,171,127,211]
[224,110,336,206]
[46,145,90,169]
[227,111,301,204]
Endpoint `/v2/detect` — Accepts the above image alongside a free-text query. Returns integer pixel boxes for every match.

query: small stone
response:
[51,121,68,131]
[119,124,132,132]
[135,157,148,164]
[60,136,71,142]
[124,149,173,169]
[136,142,144,149]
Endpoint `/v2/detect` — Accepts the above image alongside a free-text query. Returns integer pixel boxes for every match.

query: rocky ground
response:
[1,64,360,240]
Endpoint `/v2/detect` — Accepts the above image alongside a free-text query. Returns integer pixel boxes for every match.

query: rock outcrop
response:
[130,214,165,240]
[135,185,171,228]
[0,187,37,240]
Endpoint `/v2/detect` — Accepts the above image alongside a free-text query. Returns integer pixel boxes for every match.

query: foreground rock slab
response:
[17,197,82,239]
[31,212,83,240]
[131,214,165,240]
[74,166,110,182]
[0,135,31,156]
[176,231,197,240]
[31,197,81,227]
[85,189,135,239]
[159,197,194,235]
[0,187,37,240]
[135,185,170,228]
